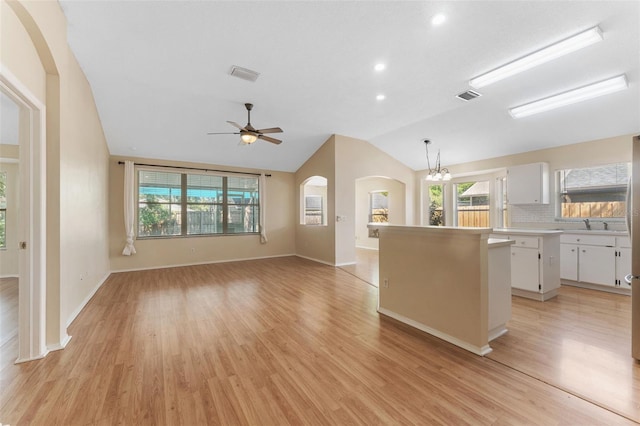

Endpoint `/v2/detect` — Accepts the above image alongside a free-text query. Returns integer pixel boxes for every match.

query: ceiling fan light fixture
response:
[470,26,603,89]
[241,132,258,144]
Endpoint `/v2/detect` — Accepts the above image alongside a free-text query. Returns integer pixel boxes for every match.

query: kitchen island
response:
[370,224,513,356]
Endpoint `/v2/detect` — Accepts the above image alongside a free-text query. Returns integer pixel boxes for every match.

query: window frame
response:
[136,167,260,239]
[0,171,6,249]
[369,190,389,224]
[426,183,445,226]
[452,178,492,228]
[555,163,630,221]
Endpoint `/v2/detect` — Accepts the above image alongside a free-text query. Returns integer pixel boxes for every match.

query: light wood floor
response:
[1,257,636,425]
[0,278,18,348]
[339,248,379,287]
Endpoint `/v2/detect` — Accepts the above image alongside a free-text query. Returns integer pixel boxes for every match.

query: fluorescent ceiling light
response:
[374,63,386,72]
[376,94,386,101]
[509,75,628,118]
[470,26,603,89]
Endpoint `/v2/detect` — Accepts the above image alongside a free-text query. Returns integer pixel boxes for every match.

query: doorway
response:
[0,67,47,363]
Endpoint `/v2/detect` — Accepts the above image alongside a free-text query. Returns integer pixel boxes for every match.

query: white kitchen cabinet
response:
[510,247,540,292]
[560,244,578,281]
[578,245,616,286]
[491,229,561,301]
[616,236,632,289]
[506,162,549,205]
[560,232,629,292]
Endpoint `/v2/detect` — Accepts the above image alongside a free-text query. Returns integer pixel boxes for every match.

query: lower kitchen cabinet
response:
[578,245,616,286]
[491,229,561,301]
[510,247,540,292]
[560,233,630,292]
[560,244,578,281]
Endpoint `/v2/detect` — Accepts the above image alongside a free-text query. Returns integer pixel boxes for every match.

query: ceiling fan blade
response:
[258,135,282,145]
[207,132,240,135]
[256,127,283,134]
[227,121,247,131]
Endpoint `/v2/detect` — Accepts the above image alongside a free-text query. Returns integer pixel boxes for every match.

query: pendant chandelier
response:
[424,139,451,181]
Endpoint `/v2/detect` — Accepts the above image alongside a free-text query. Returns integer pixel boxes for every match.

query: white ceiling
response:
[59,1,640,173]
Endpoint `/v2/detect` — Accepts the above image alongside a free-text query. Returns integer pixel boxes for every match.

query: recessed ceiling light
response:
[509,74,628,118]
[374,63,386,72]
[470,26,603,89]
[431,14,446,26]
[376,94,386,101]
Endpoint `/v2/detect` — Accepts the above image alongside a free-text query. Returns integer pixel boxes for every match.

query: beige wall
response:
[0,161,18,276]
[109,156,296,271]
[3,0,111,347]
[334,135,415,265]
[295,136,336,264]
[355,177,406,250]
[416,134,634,230]
[378,226,489,354]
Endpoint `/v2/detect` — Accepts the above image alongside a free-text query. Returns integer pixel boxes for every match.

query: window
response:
[454,181,490,227]
[558,163,629,219]
[137,169,259,238]
[427,184,445,226]
[369,191,388,223]
[496,177,508,228]
[304,195,324,225]
[301,176,328,226]
[0,172,5,248]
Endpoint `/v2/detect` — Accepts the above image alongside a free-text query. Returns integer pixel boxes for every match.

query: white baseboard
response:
[48,334,72,352]
[355,245,378,251]
[0,274,19,279]
[377,307,492,356]
[335,261,356,267]
[111,253,296,273]
[15,351,48,364]
[66,271,111,328]
[295,254,337,266]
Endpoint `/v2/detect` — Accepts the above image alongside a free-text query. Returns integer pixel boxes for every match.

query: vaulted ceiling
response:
[59,1,640,172]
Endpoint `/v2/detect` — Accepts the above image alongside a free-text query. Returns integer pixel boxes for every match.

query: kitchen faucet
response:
[583,218,591,230]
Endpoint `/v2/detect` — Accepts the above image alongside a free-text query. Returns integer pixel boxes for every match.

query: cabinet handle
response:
[571,249,575,252]
[582,249,586,253]
[577,238,580,242]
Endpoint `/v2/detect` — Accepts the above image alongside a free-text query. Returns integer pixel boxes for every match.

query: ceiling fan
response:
[207,103,283,145]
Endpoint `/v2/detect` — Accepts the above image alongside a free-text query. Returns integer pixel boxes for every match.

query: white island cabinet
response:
[491,229,561,301]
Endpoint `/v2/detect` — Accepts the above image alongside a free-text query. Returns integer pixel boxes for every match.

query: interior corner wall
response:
[334,135,415,266]
[294,136,336,265]
[108,156,296,271]
[4,0,112,347]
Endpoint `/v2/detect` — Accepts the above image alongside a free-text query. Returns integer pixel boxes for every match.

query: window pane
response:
[138,203,181,236]
[139,170,181,203]
[227,176,259,204]
[558,163,630,218]
[0,171,6,209]
[187,205,223,235]
[0,210,5,249]
[370,192,388,223]
[455,181,490,227]
[305,195,323,225]
[187,174,223,203]
[228,205,259,233]
[428,184,444,226]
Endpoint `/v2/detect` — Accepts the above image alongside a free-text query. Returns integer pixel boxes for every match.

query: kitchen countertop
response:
[488,238,515,248]
[492,228,563,236]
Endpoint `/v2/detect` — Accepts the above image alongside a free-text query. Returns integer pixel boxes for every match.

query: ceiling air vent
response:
[456,90,482,101]
[229,65,260,82]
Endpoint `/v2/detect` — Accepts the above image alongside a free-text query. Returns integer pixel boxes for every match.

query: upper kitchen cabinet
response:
[506,162,549,205]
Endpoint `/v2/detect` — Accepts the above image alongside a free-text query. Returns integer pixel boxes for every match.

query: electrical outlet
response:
[383,278,389,288]
[190,248,195,253]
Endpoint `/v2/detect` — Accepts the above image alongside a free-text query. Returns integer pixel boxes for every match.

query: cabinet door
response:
[617,248,632,289]
[578,246,616,287]
[560,244,578,281]
[506,163,549,204]
[510,247,540,292]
